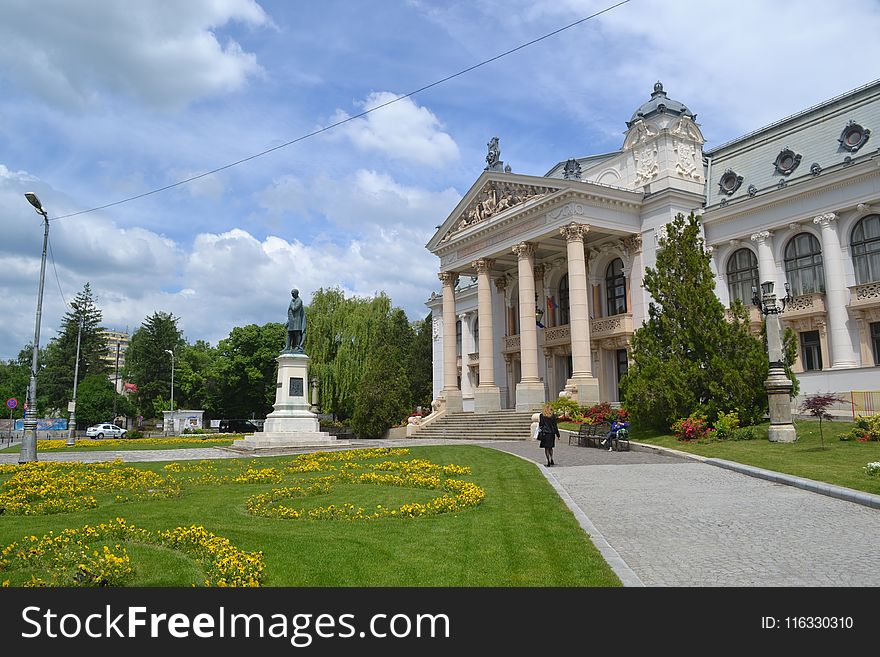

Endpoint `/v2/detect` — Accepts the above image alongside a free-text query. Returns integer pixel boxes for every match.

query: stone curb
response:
[630,441,880,511]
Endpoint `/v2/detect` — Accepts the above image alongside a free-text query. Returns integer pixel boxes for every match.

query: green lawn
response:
[0,445,620,587]
[623,420,880,496]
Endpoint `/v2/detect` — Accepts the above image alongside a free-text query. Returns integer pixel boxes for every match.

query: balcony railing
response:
[783,292,826,319]
[590,313,633,339]
[467,352,480,366]
[849,282,880,310]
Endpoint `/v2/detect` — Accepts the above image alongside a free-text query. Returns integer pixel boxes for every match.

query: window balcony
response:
[591,313,634,340]
[784,292,827,319]
[849,282,880,310]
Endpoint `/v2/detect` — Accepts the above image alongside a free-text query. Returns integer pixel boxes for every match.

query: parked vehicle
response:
[86,423,127,439]
[218,419,263,433]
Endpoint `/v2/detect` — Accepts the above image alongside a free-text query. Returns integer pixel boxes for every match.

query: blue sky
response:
[2,0,880,360]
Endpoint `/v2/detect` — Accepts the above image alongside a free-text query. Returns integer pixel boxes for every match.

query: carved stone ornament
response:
[748,184,758,197]
[810,162,823,175]
[838,120,871,153]
[622,234,642,255]
[446,181,552,238]
[438,271,459,287]
[718,169,743,196]
[750,231,771,244]
[485,136,503,171]
[493,277,507,292]
[813,213,837,227]
[562,158,582,180]
[773,148,802,175]
[634,144,659,185]
[432,317,441,341]
[471,258,495,275]
[671,115,701,141]
[673,139,701,180]
[560,223,589,242]
[511,242,536,260]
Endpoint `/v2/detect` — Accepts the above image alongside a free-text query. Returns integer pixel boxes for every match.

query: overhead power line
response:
[51,0,633,221]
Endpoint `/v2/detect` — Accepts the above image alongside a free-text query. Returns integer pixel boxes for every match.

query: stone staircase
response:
[411,410,535,441]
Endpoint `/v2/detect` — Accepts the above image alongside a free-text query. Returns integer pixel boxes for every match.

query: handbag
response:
[532,425,540,440]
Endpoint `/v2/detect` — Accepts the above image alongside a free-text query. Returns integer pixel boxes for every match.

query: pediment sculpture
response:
[440,182,553,242]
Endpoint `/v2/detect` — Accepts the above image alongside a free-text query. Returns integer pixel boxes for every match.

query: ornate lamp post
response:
[752,281,797,442]
[19,192,50,464]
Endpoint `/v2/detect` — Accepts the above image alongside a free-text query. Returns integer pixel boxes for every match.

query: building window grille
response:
[800,331,823,371]
[726,248,759,304]
[784,233,825,296]
[605,258,627,316]
[871,322,880,366]
[852,214,880,285]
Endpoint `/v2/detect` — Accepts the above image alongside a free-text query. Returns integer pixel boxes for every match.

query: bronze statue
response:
[284,288,306,354]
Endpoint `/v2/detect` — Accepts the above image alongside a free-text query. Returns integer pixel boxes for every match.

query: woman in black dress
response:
[537,403,560,466]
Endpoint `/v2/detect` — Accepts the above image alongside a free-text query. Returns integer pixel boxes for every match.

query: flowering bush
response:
[865,462,880,477]
[713,411,741,440]
[672,413,714,441]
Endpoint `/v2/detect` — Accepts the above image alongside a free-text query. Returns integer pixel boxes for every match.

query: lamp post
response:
[165,349,174,435]
[752,281,797,443]
[19,192,50,463]
[66,304,84,446]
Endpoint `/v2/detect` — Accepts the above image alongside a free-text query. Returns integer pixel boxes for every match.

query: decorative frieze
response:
[444,181,552,239]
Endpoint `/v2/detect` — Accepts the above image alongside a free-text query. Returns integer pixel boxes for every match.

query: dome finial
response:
[653,80,664,94]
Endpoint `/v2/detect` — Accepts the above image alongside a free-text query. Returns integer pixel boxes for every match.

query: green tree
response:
[213,323,286,419]
[407,312,434,410]
[75,375,134,428]
[621,212,769,428]
[0,356,30,420]
[39,283,108,413]
[351,344,411,438]
[124,312,185,417]
[176,339,220,415]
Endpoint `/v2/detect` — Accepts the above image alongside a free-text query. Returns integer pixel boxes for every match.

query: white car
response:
[86,423,127,439]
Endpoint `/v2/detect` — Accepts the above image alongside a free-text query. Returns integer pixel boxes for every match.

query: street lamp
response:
[752,280,797,443]
[66,303,84,446]
[165,349,174,435]
[19,192,50,463]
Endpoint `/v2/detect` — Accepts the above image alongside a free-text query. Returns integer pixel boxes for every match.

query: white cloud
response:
[0,0,269,110]
[332,92,460,166]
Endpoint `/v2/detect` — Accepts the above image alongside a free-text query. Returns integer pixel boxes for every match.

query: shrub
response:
[866,462,880,477]
[730,426,757,441]
[672,412,714,441]
[713,410,740,440]
[550,397,583,422]
[125,429,143,440]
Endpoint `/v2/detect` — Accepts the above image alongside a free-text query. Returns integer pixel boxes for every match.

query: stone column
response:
[512,242,546,411]
[560,223,600,404]
[813,213,857,368]
[439,271,463,411]
[750,231,777,292]
[852,311,874,366]
[472,258,502,412]
[459,312,474,404]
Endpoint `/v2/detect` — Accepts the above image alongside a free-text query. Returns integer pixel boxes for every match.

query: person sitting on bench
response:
[600,419,630,451]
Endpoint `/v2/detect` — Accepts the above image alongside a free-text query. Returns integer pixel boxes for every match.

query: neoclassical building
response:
[424,80,880,415]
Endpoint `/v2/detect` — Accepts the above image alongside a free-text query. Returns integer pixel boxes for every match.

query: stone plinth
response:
[766,366,797,443]
[235,353,339,450]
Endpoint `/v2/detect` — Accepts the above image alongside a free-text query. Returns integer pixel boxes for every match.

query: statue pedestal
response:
[234,353,341,450]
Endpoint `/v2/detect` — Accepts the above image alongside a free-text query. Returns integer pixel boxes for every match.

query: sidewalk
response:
[3,438,879,586]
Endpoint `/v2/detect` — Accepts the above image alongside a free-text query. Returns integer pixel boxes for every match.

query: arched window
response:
[558,274,570,325]
[726,248,759,304]
[852,214,880,285]
[784,233,824,296]
[605,258,627,316]
[473,318,479,353]
[455,319,462,358]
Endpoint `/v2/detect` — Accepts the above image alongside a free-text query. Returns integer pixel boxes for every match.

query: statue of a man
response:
[284,288,306,353]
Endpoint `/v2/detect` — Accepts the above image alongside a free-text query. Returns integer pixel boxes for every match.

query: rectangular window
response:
[871,322,880,366]
[800,331,823,371]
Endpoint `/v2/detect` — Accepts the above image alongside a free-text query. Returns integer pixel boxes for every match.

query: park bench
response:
[570,422,610,447]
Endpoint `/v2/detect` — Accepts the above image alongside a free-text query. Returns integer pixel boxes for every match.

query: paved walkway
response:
[4,438,880,586]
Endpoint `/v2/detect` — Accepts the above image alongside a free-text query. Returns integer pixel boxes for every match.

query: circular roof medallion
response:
[838,121,870,153]
[718,169,743,196]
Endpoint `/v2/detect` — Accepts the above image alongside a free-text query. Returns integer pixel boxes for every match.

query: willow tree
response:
[621,212,769,428]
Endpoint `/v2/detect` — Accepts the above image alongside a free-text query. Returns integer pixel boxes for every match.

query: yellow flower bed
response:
[0,518,263,587]
[34,437,235,450]
[0,460,179,515]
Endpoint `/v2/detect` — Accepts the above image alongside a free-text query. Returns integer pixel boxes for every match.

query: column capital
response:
[813,212,838,227]
[493,276,507,292]
[438,271,459,287]
[560,222,590,242]
[533,263,546,281]
[750,230,772,243]
[471,258,495,274]
[512,242,536,260]
[622,233,642,254]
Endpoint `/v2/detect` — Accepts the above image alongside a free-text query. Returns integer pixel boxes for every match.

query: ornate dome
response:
[627,81,695,128]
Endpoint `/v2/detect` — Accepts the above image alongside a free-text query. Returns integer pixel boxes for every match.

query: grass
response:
[0,445,621,587]
[627,419,880,496]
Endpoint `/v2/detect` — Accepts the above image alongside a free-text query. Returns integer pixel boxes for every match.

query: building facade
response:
[100,329,130,393]
[425,81,880,414]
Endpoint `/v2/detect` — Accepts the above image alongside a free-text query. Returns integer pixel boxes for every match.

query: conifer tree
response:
[621,212,769,428]
[39,283,108,413]
[124,311,185,416]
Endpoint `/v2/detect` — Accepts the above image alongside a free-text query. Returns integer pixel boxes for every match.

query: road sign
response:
[6,398,17,410]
